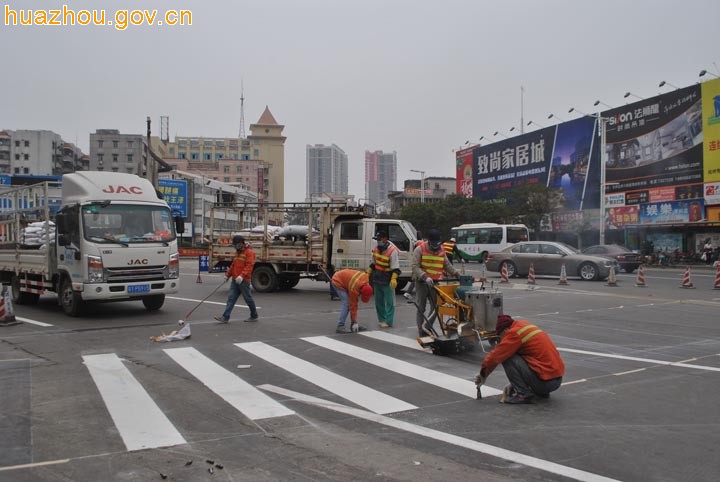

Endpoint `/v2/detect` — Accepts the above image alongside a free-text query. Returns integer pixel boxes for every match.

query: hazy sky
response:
[2,0,719,201]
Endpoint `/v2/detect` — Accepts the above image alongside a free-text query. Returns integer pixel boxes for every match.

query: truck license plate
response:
[128,284,150,294]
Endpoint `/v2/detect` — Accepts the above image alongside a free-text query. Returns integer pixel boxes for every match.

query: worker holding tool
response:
[214,235,259,323]
[331,269,373,333]
[411,228,459,337]
[367,230,401,329]
[475,314,564,404]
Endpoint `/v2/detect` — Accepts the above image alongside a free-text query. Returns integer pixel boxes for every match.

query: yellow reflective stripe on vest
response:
[421,254,444,274]
[348,271,364,292]
[516,324,537,335]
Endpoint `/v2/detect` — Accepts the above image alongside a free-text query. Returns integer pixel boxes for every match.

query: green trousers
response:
[374,283,395,326]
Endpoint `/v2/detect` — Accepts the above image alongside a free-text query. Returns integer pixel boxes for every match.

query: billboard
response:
[157,179,188,217]
[701,77,720,182]
[470,116,600,211]
[603,85,703,193]
[638,199,704,225]
[455,146,474,198]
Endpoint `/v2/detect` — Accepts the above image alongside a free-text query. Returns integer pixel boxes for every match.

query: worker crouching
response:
[331,269,373,333]
[476,314,564,404]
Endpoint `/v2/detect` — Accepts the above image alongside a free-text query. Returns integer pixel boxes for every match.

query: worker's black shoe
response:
[336,326,349,334]
[214,315,229,324]
[330,296,340,301]
[501,393,533,404]
[244,316,259,322]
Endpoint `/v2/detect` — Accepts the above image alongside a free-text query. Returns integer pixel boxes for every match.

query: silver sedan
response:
[485,241,620,281]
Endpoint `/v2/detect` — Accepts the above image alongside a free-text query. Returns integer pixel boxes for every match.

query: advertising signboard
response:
[701,77,720,183]
[606,206,639,229]
[455,146,474,198]
[472,116,600,211]
[157,179,188,217]
[638,199,704,225]
[605,193,625,207]
[704,181,720,206]
[602,84,703,194]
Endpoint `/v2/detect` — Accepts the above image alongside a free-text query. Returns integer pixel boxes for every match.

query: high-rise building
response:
[89,129,146,175]
[365,150,397,205]
[306,144,348,198]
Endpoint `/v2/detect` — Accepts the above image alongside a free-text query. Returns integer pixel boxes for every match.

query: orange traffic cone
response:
[196,272,203,284]
[558,263,569,285]
[527,263,536,286]
[635,265,646,287]
[606,266,618,287]
[500,263,509,283]
[713,263,720,290]
[679,266,695,289]
[0,286,19,326]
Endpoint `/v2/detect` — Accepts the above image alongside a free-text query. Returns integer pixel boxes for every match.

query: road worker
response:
[475,314,564,404]
[411,228,459,336]
[367,230,400,329]
[331,269,373,333]
[442,237,460,264]
[214,235,258,323]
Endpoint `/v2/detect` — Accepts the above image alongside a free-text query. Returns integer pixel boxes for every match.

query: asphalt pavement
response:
[1,259,719,482]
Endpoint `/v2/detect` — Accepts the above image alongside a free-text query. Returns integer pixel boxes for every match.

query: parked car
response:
[485,241,620,281]
[581,244,642,273]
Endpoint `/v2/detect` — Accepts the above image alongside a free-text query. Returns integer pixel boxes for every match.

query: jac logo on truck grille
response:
[127,259,149,265]
[102,185,143,195]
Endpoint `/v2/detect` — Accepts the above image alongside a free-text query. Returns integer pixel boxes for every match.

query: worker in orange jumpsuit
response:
[476,314,564,404]
[214,235,258,323]
[331,269,373,333]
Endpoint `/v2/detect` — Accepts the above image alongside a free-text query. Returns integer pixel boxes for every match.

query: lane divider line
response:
[166,296,259,310]
[559,347,720,372]
[235,342,417,414]
[15,316,53,327]
[259,384,621,482]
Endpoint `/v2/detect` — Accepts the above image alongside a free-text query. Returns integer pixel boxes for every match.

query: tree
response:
[502,183,563,240]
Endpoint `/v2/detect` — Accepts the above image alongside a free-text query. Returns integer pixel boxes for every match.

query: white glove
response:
[235,275,244,285]
[424,276,434,286]
[350,322,359,333]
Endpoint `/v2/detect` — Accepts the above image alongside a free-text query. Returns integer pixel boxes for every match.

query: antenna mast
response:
[238,80,246,139]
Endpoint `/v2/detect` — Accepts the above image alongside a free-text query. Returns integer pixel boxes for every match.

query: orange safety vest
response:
[420,243,446,280]
[442,241,455,255]
[372,244,398,271]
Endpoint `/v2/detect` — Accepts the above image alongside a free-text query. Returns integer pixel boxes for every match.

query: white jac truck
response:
[207,202,418,292]
[0,172,183,316]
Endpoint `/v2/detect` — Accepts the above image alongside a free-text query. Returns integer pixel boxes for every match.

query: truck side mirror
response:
[57,233,70,247]
[175,217,185,235]
[55,213,67,233]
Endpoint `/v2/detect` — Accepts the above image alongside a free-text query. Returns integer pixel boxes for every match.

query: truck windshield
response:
[82,204,176,244]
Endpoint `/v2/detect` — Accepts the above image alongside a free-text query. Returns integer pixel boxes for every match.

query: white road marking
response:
[14,316,53,327]
[607,306,624,310]
[359,331,427,351]
[562,378,587,385]
[576,309,593,313]
[613,368,646,376]
[164,347,294,420]
[636,303,655,307]
[260,384,620,482]
[235,342,417,414]
[82,353,186,451]
[535,312,560,316]
[167,296,258,309]
[559,348,720,372]
[0,459,70,472]
[302,336,502,398]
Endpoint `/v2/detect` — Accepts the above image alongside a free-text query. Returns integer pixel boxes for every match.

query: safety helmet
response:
[360,283,374,303]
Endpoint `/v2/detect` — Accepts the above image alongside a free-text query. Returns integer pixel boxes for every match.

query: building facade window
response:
[98,140,104,148]
[23,167,29,173]
[223,166,230,173]
[224,177,230,182]
[24,140,29,147]
[127,141,133,148]
[112,154,118,162]
[127,154,133,163]
[203,153,212,160]
[14,154,19,160]
[14,140,19,147]
[98,154,104,162]
[23,154,28,160]
[169,147,175,155]
[112,141,118,148]
[191,153,199,160]
[241,154,249,160]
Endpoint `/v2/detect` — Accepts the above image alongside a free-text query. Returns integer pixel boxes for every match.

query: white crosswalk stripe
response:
[164,346,295,420]
[303,336,503,398]
[236,341,418,414]
[82,353,186,451]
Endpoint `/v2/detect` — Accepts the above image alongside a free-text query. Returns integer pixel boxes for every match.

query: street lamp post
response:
[623,92,644,101]
[547,113,566,123]
[593,100,613,109]
[526,120,545,129]
[599,116,608,245]
[410,169,426,203]
[658,80,679,90]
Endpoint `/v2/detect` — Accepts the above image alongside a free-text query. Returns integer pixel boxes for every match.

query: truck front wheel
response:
[142,294,165,311]
[252,266,278,292]
[11,275,40,305]
[60,277,84,316]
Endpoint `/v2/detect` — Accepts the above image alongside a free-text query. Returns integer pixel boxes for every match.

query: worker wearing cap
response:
[475,314,564,404]
[331,269,373,333]
[442,237,460,264]
[411,228,459,337]
[215,235,258,323]
[367,230,401,329]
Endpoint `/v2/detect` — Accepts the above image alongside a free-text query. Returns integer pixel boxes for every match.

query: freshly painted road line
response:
[302,336,502,398]
[15,316,53,327]
[0,459,70,472]
[559,347,720,372]
[359,331,426,351]
[166,296,258,309]
[260,384,621,482]
[82,353,186,451]
[235,342,417,414]
[164,347,294,420]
